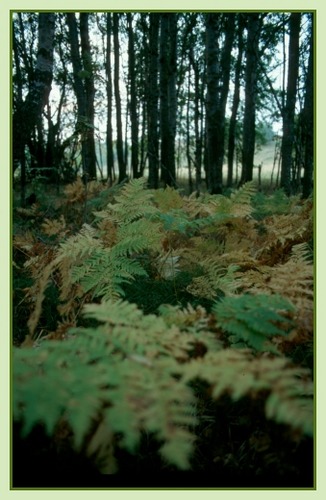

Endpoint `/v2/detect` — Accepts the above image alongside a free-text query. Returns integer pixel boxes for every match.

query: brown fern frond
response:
[153,185,184,212]
[41,215,67,237]
[63,177,86,203]
[256,212,312,265]
[27,255,61,338]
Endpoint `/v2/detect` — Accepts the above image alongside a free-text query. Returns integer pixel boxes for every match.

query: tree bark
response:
[127,14,140,179]
[215,13,235,190]
[205,13,221,193]
[113,13,126,183]
[147,13,159,188]
[241,14,261,185]
[79,13,97,181]
[67,13,97,181]
[206,13,234,194]
[13,13,55,205]
[160,13,177,187]
[280,13,301,195]
[301,16,313,199]
[227,15,245,187]
[105,13,115,185]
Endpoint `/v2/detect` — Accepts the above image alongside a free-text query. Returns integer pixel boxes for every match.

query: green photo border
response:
[2,1,323,497]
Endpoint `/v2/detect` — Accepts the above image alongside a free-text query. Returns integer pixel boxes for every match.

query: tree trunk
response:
[205,14,221,193]
[160,14,177,187]
[301,16,313,199]
[280,13,301,195]
[241,14,261,185]
[67,13,97,181]
[79,13,97,181]
[106,13,115,185]
[147,13,159,188]
[206,13,234,194]
[215,14,235,189]
[13,13,55,206]
[113,13,126,183]
[127,14,140,179]
[227,15,245,187]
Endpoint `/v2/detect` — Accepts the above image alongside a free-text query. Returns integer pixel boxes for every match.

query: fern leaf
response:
[213,294,295,352]
[107,177,159,224]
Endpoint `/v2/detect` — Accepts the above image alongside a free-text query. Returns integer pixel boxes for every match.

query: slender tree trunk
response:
[241,14,261,184]
[127,14,140,179]
[147,13,159,188]
[205,13,221,193]
[301,16,313,199]
[186,67,193,193]
[113,13,126,183]
[106,13,114,184]
[160,15,169,185]
[190,45,205,195]
[12,28,24,175]
[80,13,97,181]
[280,13,301,195]
[13,13,55,206]
[205,13,235,191]
[160,13,177,187]
[227,15,244,187]
[168,14,177,187]
[215,14,235,186]
[67,13,97,181]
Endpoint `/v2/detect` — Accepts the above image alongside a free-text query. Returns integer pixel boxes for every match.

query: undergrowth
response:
[12,178,314,486]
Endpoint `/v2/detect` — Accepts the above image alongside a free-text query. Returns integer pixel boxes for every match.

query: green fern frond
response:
[107,177,159,224]
[187,261,240,299]
[229,181,257,216]
[71,248,148,300]
[205,181,256,218]
[181,349,313,436]
[14,300,200,468]
[58,223,101,261]
[213,294,295,352]
[252,189,299,218]
[112,218,162,257]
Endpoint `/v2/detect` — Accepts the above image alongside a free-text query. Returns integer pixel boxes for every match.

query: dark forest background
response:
[12,11,314,204]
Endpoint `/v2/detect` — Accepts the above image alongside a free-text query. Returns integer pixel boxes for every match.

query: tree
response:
[301,15,313,199]
[205,13,221,193]
[205,13,235,194]
[127,14,140,179]
[113,13,126,183]
[241,13,261,185]
[66,13,97,181]
[105,13,115,185]
[160,14,178,187]
[280,13,301,195]
[227,14,245,187]
[147,13,159,188]
[13,13,55,205]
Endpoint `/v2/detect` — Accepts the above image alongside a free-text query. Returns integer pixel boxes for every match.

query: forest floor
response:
[12,172,314,489]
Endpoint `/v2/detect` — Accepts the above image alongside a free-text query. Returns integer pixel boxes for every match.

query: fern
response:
[105,177,159,224]
[252,189,301,219]
[14,300,203,469]
[71,248,148,300]
[181,349,313,436]
[14,298,313,475]
[14,181,314,476]
[187,260,240,300]
[213,294,296,353]
[203,181,256,218]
